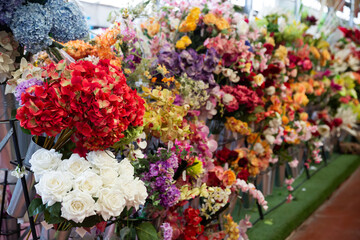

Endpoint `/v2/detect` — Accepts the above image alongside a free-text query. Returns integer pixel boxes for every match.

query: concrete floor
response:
[287,167,360,240]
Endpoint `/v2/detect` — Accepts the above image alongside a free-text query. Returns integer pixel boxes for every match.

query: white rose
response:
[269,118,282,128]
[222,68,233,77]
[265,135,275,145]
[229,72,240,83]
[58,154,90,178]
[100,168,119,187]
[265,86,275,95]
[74,170,103,197]
[117,158,134,181]
[236,20,249,36]
[29,149,62,181]
[35,171,72,206]
[222,93,235,105]
[87,150,117,169]
[125,178,148,210]
[95,188,126,221]
[116,177,147,210]
[214,65,223,74]
[61,190,96,223]
[169,17,180,30]
[253,143,264,154]
[318,125,330,137]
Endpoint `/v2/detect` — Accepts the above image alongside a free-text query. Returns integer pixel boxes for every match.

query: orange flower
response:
[142,18,160,37]
[203,13,217,25]
[299,112,308,121]
[222,170,236,186]
[215,17,230,31]
[282,115,289,125]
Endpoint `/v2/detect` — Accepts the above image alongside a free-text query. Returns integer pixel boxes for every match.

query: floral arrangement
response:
[2,0,360,239]
[29,149,147,227]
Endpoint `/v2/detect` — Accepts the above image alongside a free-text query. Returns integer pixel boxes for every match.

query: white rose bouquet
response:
[28,149,148,230]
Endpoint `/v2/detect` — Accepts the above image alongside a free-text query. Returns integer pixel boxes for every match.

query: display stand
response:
[1,120,38,240]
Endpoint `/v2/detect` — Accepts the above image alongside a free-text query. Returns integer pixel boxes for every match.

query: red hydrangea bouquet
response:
[17,59,145,153]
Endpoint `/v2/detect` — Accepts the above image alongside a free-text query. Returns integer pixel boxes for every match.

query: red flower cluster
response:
[183,208,205,240]
[339,27,360,45]
[56,60,144,150]
[17,59,145,151]
[215,147,238,163]
[222,85,264,113]
[17,84,70,136]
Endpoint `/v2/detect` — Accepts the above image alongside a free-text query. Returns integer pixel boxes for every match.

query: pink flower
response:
[287,194,294,203]
[289,159,299,168]
[285,178,295,185]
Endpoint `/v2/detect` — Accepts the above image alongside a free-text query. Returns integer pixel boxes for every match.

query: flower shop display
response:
[1,0,360,239]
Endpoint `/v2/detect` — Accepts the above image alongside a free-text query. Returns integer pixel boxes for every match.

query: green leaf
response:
[44,209,62,224]
[71,215,103,228]
[47,202,61,216]
[20,126,31,135]
[136,222,159,240]
[28,198,45,216]
[120,227,131,240]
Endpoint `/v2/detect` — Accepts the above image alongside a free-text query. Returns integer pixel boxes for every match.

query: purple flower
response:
[14,78,44,105]
[160,222,173,240]
[142,148,181,208]
[157,45,219,86]
[160,185,180,207]
[203,47,220,73]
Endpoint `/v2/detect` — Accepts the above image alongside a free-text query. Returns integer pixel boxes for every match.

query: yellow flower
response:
[294,92,309,106]
[179,7,201,32]
[320,49,331,67]
[254,73,265,86]
[225,117,251,135]
[142,18,160,37]
[310,46,320,59]
[243,62,252,73]
[156,64,169,75]
[187,157,204,178]
[224,214,240,240]
[215,17,230,31]
[266,36,275,46]
[274,45,288,62]
[175,35,192,49]
[203,13,217,25]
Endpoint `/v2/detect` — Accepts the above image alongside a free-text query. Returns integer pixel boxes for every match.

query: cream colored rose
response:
[95,188,126,221]
[222,68,233,77]
[117,158,134,181]
[236,20,249,36]
[265,135,275,145]
[74,170,103,197]
[222,93,235,106]
[29,149,62,181]
[318,125,330,137]
[87,150,117,169]
[100,168,119,187]
[265,86,276,95]
[253,143,264,154]
[61,190,96,223]
[35,171,72,206]
[213,65,223,74]
[58,154,90,178]
[254,74,265,86]
[118,178,147,210]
